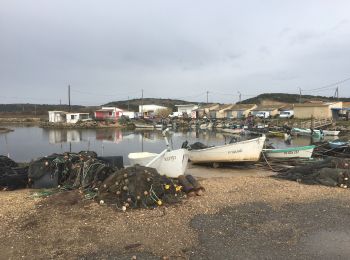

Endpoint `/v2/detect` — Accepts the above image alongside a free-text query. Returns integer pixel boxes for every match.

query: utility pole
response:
[334,87,339,100]
[299,87,302,103]
[68,85,71,111]
[206,91,209,104]
[238,91,242,103]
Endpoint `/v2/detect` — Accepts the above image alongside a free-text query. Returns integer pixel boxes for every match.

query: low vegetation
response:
[239,93,350,105]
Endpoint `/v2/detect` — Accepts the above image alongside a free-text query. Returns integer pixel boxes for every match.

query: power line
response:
[301,76,350,91]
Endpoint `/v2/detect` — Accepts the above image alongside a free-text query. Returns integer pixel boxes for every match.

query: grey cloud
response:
[0,0,350,105]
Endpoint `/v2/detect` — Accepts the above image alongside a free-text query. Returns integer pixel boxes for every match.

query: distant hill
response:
[104,98,201,112]
[0,104,95,115]
[239,93,350,105]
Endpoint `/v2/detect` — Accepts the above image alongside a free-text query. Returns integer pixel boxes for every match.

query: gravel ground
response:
[1,168,350,259]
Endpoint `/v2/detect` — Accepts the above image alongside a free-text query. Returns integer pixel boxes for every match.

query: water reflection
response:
[96,129,123,143]
[0,126,345,163]
[47,129,82,143]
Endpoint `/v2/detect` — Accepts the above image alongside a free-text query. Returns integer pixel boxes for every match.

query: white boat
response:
[199,123,207,129]
[323,130,340,136]
[263,145,315,159]
[127,128,189,178]
[329,140,349,149]
[128,149,188,178]
[221,128,244,134]
[128,152,158,166]
[188,136,266,164]
[291,128,323,137]
[134,123,155,129]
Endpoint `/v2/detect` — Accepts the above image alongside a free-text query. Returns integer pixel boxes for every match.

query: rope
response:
[261,151,283,172]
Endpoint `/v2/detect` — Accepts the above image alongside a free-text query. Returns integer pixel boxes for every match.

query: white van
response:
[279,111,294,118]
[255,111,270,119]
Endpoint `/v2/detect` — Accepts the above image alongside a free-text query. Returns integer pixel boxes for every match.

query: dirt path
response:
[1,169,350,259]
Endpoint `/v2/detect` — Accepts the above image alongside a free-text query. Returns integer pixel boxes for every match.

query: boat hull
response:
[128,149,189,178]
[134,124,155,129]
[128,152,158,166]
[263,145,315,159]
[221,128,244,134]
[323,130,340,136]
[291,128,322,137]
[267,131,285,138]
[329,141,349,149]
[188,136,266,163]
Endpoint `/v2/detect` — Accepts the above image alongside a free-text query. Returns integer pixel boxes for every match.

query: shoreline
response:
[1,167,350,259]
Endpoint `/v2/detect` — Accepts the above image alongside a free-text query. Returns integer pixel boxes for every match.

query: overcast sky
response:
[1,0,350,105]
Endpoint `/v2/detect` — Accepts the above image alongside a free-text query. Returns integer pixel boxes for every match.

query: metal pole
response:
[68,85,71,111]
[206,91,209,104]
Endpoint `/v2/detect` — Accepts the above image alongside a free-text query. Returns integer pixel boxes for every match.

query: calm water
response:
[0,126,338,163]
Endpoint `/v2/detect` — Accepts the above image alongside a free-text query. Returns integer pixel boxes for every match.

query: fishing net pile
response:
[0,156,28,190]
[181,141,209,150]
[274,158,350,188]
[97,165,204,210]
[313,142,350,158]
[28,151,117,190]
[2,151,205,210]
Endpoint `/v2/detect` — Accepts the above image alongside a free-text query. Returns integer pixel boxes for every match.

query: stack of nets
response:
[28,151,115,190]
[274,158,350,188]
[97,165,186,210]
[0,156,28,190]
[312,141,350,158]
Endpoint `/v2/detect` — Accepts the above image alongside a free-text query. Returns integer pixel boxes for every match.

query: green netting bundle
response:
[97,165,185,210]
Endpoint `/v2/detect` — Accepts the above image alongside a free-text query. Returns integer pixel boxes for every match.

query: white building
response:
[48,111,66,123]
[121,111,135,119]
[66,113,91,124]
[139,104,169,117]
[95,107,135,120]
[175,104,198,117]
